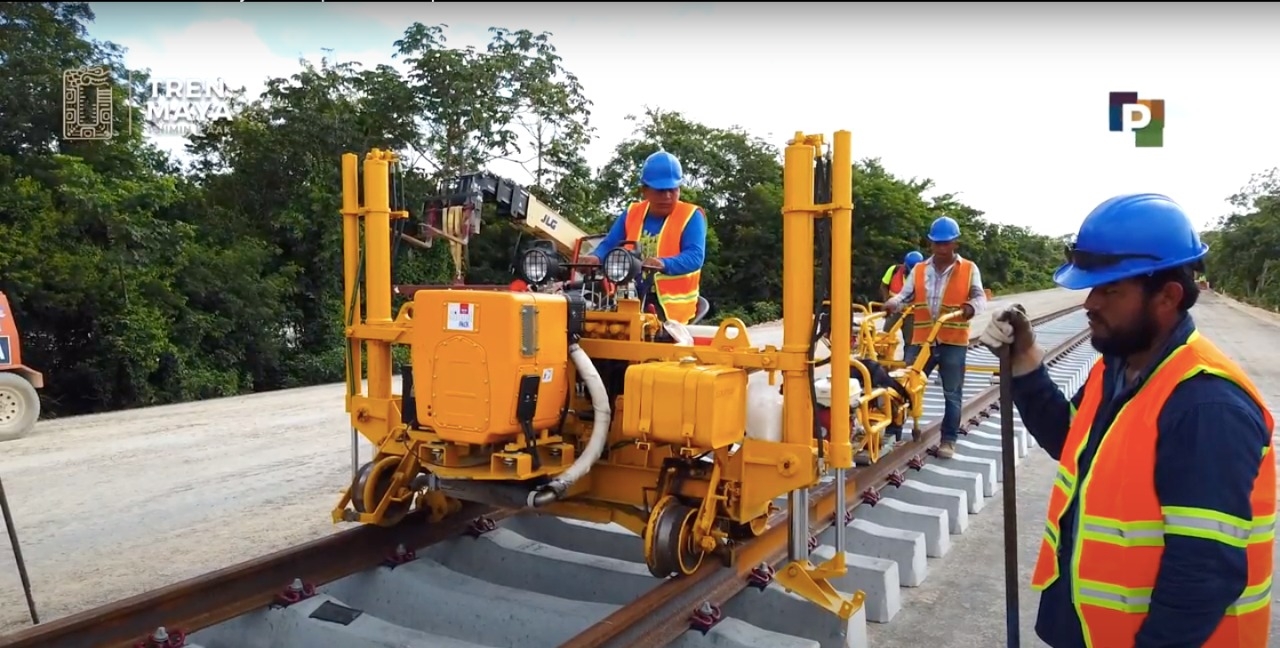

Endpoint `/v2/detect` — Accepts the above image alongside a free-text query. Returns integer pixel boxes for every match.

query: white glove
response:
[978,314,1016,349]
[979,304,1044,377]
[884,297,903,313]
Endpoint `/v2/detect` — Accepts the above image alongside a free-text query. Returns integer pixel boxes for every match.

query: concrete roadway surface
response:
[866,290,1280,647]
[0,287,1083,637]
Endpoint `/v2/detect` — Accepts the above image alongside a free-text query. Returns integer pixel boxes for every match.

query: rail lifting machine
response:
[329,130,951,622]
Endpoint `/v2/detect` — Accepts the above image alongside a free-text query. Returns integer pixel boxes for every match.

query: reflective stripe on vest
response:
[1029,330,1277,648]
[888,265,906,294]
[909,259,973,346]
[623,200,703,325]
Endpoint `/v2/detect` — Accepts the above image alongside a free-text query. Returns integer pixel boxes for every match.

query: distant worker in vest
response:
[579,150,707,325]
[880,250,924,332]
[883,216,987,459]
[978,193,1274,648]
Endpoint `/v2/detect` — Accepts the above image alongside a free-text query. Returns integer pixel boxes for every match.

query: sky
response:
[83,2,1280,238]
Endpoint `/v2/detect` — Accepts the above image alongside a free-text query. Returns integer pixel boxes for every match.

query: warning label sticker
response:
[446,302,476,331]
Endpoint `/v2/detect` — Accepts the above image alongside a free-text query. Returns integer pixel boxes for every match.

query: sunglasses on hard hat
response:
[1064,243,1162,271]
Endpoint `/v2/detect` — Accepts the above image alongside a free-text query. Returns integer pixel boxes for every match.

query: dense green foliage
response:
[1203,168,1280,310]
[4,4,1090,418]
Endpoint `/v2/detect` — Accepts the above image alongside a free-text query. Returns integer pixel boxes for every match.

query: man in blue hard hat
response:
[978,194,1273,648]
[883,216,988,459]
[881,250,924,333]
[580,150,708,325]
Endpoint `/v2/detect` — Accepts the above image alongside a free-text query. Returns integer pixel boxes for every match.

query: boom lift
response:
[331,132,865,621]
[407,171,599,286]
[0,291,43,441]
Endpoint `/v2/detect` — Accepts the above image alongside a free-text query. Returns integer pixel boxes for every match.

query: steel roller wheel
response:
[643,495,707,578]
[350,457,412,526]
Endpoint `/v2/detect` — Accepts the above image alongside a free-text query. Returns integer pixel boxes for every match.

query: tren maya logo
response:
[1109,92,1165,148]
[61,66,239,140]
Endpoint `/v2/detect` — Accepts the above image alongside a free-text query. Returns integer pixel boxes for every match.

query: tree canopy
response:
[1203,168,1280,309]
[6,2,1232,420]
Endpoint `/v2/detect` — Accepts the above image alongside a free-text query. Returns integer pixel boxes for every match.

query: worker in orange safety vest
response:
[979,193,1275,648]
[578,150,707,325]
[884,216,987,459]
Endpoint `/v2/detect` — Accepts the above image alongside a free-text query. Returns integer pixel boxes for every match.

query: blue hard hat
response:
[903,250,924,271]
[640,151,683,190]
[928,216,961,243]
[1053,193,1209,291]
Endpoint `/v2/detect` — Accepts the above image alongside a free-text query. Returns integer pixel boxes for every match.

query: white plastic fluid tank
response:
[745,371,784,442]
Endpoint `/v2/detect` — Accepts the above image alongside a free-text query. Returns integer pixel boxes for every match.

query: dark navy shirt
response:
[1012,313,1271,648]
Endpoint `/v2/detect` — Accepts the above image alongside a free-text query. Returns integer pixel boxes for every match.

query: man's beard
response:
[1089,305,1159,357]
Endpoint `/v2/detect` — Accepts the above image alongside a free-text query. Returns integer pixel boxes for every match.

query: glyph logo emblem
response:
[62,66,114,141]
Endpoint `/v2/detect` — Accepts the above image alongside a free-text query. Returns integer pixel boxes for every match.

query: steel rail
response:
[0,503,514,648]
[559,304,1090,648]
[0,303,1086,648]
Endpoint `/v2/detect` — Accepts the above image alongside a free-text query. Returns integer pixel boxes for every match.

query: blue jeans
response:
[904,343,967,443]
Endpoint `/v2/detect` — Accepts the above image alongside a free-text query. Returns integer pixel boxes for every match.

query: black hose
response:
[809,152,835,458]
[389,161,407,294]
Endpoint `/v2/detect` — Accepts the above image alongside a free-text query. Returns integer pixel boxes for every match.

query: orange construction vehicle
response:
[0,291,42,441]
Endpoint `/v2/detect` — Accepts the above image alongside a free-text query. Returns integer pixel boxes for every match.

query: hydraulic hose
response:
[529,342,611,507]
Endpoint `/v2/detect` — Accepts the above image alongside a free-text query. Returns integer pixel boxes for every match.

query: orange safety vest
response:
[1029,331,1276,648]
[909,259,974,346]
[622,200,703,325]
[888,264,907,294]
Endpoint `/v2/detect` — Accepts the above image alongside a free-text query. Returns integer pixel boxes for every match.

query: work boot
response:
[937,441,956,459]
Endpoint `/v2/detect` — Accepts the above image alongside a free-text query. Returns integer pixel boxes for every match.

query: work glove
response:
[979,304,1044,377]
[883,296,903,313]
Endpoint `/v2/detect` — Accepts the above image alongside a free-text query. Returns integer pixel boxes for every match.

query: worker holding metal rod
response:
[979,193,1275,648]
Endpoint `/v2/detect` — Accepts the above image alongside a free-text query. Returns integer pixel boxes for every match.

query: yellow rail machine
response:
[332,132,863,621]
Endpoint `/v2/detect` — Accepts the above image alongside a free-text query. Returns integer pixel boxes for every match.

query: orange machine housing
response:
[0,292,43,388]
[411,289,570,445]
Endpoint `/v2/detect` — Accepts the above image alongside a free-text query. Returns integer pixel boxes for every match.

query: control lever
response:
[515,374,542,471]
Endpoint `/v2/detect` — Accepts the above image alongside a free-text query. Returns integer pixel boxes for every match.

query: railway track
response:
[0,304,1094,648]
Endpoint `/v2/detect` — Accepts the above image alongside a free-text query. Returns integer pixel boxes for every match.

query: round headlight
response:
[521,249,554,284]
[604,248,639,284]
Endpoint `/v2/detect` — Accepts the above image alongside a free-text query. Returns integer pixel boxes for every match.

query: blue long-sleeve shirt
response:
[593,205,707,277]
[1012,312,1270,648]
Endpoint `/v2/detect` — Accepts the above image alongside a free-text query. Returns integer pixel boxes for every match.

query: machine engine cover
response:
[813,376,865,408]
[621,361,747,449]
[412,289,569,445]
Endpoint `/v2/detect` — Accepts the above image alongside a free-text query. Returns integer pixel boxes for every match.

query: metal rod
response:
[787,489,810,562]
[833,468,847,551]
[351,427,359,483]
[997,347,1021,648]
[0,474,40,625]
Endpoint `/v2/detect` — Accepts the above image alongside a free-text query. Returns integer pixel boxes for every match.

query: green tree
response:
[2,8,1077,418]
[1,2,294,413]
[1205,168,1280,309]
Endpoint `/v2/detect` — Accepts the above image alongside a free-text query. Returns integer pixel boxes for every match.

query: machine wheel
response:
[0,372,39,442]
[643,495,707,578]
[350,458,412,525]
